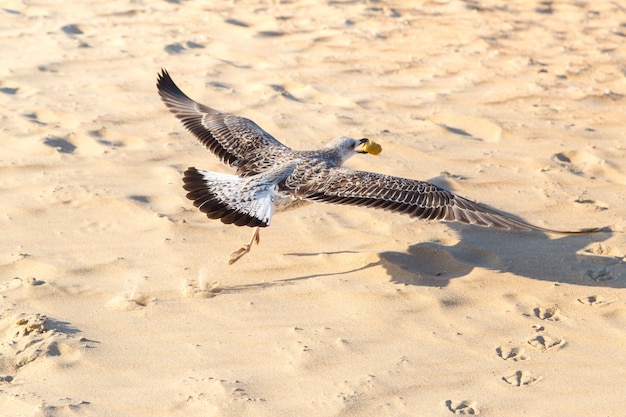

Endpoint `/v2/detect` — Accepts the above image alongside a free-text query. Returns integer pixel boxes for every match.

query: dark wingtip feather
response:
[157,68,193,103]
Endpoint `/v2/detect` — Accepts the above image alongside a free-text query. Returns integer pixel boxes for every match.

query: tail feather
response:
[183,168,274,227]
[182,160,299,227]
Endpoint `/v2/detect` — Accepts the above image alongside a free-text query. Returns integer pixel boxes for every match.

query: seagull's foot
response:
[228,227,261,265]
[229,244,251,265]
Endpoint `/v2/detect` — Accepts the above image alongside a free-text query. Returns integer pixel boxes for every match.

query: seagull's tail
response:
[182,168,272,227]
[182,161,299,227]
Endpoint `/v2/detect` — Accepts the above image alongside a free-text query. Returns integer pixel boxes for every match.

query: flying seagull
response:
[157,69,599,264]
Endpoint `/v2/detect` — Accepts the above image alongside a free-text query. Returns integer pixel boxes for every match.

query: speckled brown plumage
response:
[157,69,600,263]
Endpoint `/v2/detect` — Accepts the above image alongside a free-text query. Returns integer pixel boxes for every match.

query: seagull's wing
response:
[298,168,600,234]
[157,69,290,168]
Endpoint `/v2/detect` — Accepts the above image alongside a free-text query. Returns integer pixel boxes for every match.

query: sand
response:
[1,0,625,415]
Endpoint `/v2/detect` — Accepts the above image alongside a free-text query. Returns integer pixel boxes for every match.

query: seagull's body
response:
[157,69,598,264]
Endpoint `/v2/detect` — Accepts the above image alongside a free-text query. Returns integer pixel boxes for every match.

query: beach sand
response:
[1,1,625,415]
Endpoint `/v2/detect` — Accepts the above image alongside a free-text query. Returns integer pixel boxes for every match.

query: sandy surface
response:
[2,0,625,416]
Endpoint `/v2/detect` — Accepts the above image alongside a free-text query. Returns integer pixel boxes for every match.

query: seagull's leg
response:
[229,227,261,265]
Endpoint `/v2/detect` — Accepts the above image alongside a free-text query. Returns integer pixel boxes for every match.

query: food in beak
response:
[362,139,382,155]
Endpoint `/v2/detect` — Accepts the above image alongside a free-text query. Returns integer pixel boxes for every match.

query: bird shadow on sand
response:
[378,223,623,288]
[215,252,376,294]
[215,219,621,294]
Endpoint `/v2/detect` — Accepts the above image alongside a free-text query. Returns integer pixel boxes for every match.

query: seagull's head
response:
[325,136,382,165]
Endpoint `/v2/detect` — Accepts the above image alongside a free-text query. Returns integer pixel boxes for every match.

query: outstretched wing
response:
[157,69,290,168]
[298,168,599,234]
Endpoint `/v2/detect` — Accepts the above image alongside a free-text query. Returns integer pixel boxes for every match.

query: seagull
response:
[157,69,600,264]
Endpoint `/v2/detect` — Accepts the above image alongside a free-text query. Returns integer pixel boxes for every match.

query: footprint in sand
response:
[59,23,91,48]
[533,305,567,321]
[573,197,609,212]
[0,86,18,95]
[280,326,351,372]
[502,370,543,387]
[60,23,94,45]
[0,276,45,292]
[578,295,612,306]
[44,135,77,154]
[269,84,302,102]
[25,108,62,125]
[87,126,146,150]
[174,375,264,413]
[40,399,91,415]
[495,345,527,361]
[164,41,205,55]
[446,399,480,415]
[552,149,626,184]
[585,266,619,283]
[581,242,617,257]
[0,375,13,383]
[527,334,566,352]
